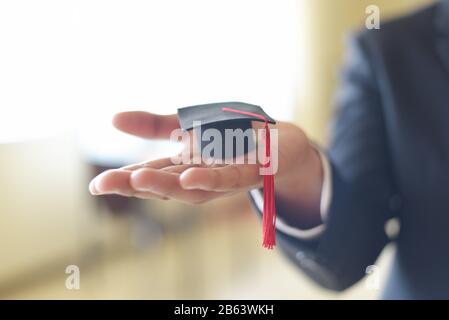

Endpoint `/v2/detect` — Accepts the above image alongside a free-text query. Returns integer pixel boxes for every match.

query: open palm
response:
[89,111,313,205]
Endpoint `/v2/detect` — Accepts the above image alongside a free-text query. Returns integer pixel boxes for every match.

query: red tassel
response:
[261,121,276,249]
[222,107,276,249]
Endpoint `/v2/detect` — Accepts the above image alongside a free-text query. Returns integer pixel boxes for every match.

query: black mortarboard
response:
[177,101,278,249]
[177,102,276,159]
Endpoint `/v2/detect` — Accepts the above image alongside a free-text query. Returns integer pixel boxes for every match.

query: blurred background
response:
[0,0,431,299]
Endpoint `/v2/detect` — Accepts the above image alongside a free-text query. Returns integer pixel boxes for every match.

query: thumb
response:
[113,111,180,139]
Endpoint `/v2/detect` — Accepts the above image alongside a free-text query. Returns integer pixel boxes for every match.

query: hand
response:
[89,111,323,227]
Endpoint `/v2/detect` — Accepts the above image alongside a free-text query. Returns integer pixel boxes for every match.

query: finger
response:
[130,168,227,204]
[113,111,180,139]
[179,164,262,192]
[120,159,199,175]
[89,169,166,200]
[161,164,199,174]
[133,192,169,200]
[120,157,174,171]
[160,162,226,174]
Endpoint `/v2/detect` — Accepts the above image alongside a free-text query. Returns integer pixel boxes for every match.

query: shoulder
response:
[353,3,437,57]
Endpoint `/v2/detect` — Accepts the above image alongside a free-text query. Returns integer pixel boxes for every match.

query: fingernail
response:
[89,179,99,195]
[179,172,194,189]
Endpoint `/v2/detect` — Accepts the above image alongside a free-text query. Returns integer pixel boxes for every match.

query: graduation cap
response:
[177,102,277,249]
[178,102,276,160]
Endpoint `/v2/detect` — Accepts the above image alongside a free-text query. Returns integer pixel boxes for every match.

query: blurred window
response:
[0,0,299,163]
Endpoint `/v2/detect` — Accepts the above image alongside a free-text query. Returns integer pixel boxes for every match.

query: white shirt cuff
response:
[250,145,332,241]
[316,144,332,222]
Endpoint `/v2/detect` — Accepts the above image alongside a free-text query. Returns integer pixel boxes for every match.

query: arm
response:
[266,32,396,291]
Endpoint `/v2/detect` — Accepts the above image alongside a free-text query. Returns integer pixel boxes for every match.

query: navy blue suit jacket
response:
[264,1,449,299]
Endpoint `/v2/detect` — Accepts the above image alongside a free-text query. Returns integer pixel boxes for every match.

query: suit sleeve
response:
[262,32,397,291]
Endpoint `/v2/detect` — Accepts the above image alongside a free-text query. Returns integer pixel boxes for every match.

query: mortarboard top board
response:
[177,102,276,131]
[177,102,276,159]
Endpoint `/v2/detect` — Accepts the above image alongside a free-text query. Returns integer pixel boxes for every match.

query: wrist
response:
[275,141,324,229]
